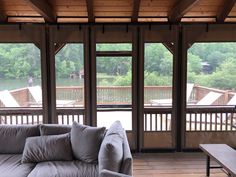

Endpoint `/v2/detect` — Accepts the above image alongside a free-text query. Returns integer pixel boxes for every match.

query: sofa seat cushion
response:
[0,154,35,177]
[27,161,98,177]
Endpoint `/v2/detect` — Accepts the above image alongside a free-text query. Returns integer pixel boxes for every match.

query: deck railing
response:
[4,85,235,107]
[186,106,236,131]
[0,108,43,124]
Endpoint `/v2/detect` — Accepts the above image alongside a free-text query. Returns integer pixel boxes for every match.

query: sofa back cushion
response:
[71,122,106,163]
[0,125,40,154]
[22,133,73,163]
[98,121,124,173]
[39,124,71,136]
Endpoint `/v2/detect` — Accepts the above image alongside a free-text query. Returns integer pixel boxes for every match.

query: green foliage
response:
[144,71,172,86]
[113,70,132,86]
[2,42,236,91]
[188,53,202,74]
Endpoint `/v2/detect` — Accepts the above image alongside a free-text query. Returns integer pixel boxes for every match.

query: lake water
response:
[0,78,84,91]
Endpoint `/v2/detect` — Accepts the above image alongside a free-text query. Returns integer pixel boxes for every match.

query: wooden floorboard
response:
[133,152,226,177]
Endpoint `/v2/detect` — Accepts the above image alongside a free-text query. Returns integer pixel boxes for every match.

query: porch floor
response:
[133,152,226,177]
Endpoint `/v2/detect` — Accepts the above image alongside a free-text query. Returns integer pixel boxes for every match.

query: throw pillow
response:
[39,124,71,136]
[70,122,106,163]
[98,121,124,173]
[21,133,73,163]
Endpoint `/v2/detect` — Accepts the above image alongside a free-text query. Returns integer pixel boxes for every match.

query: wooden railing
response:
[186,106,236,131]
[4,85,235,107]
[144,107,172,131]
[0,108,43,124]
[0,108,85,125]
[143,106,236,132]
[57,108,85,125]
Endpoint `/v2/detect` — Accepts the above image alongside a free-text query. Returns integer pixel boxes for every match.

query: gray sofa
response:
[0,121,132,177]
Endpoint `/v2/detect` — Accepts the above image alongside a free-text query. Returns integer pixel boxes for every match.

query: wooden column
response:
[84,26,91,125]
[43,25,56,123]
[173,25,187,151]
[132,26,139,151]
[89,26,97,126]
[137,26,145,152]
[40,26,49,123]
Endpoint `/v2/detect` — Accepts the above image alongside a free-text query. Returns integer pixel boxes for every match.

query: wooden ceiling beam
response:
[217,0,236,22]
[86,0,94,22]
[25,0,56,22]
[169,0,200,22]
[132,0,141,22]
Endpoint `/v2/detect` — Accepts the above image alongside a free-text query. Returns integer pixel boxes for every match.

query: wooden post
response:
[137,26,144,152]
[84,25,92,125]
[132,26,138,151]
[173,25,187,152]
[90,25,97,126]
[44,25,57,123]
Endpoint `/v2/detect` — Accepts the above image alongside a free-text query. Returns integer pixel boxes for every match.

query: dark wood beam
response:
[169,0,200,22]
[0,1,7,22]
[0,13,7,22]
[217,0,236,22]
[25,0,56,22]
[163,42,174,54]
[132,0,141,22]
[86,0,94,22]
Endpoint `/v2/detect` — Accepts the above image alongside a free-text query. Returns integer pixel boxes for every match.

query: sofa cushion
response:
[39,124,71,136]
[0,154,35,177]
[98,121,124,173]
[22,133,73,163]
[27,161,98,177]
[0,125,40,154]
[71,122,106,163]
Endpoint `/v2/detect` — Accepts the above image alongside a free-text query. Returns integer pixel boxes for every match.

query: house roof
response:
[1,0,236,23]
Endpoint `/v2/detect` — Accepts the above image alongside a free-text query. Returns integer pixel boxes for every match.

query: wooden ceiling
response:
[1,0,236,23]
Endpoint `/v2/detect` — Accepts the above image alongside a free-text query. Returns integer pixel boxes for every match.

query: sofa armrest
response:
[100,169,132,177]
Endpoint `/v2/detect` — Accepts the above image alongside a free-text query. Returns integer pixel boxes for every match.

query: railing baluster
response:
[160,114,163,131]
[155,114,157,131]
[220,113,223,131]
[150,114,153,131]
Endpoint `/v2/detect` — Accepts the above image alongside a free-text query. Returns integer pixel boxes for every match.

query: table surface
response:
[200,144,236,176]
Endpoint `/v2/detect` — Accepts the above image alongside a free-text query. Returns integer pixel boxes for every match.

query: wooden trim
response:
[96,51,132,57]
[217,0,236,22]
[169,0,201,22]
[25,0,56,22]
[0,1,7,22]
[132,0,141,22]
[55,43,66,54]
[0,14,7,22]
[163,42,174,54]
[86,0,94,23]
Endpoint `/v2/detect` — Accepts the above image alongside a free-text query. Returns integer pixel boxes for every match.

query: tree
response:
[188,53,202,74]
